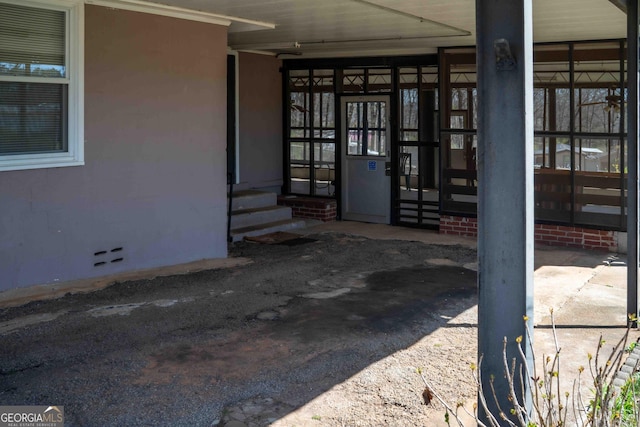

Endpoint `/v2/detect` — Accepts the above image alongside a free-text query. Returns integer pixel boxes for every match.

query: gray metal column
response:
[627,0,639,323]
[476,0,534,420]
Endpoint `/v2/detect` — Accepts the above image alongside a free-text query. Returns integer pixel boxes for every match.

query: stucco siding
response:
[238,52,283,192]
[0,5,228,291]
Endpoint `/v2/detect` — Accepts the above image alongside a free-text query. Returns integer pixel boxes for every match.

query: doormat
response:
[244,231,317,246]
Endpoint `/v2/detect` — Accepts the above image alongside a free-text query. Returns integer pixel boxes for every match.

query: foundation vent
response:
[94,246,125,267]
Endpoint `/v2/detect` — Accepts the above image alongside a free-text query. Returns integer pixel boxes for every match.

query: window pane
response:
[346,102,363,155]
[399,68,419,142]
[0,3,66,78]
[554,88,571,132]
[576,88,619,133]
[367,101,386,156]
[399,68,417,86]
[533,88,547,131]
[401,131,418,141]
[289,70,309,138]
[401,88,419,130]
[290,141,309,162]
[573,139,623,227]
[343,69,365,93]
[313,142,335,196]
[0,81,66,154]
[368,69,391,93]
[451,88,468,110]
[575,138,620,173]
[450,113,465,130]
[534,136,569,170]
[534,167,572,223]
[313,70,334,137]
[399,146,418,191]
[290,141,310,195]
[421,66,438,85]
[313,92,334,138]
[290,91,309,138]
[534,137,547,169]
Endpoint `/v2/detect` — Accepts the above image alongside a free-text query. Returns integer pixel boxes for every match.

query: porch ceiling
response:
[152,0,625,57]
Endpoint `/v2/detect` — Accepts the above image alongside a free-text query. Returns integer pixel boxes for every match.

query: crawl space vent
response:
[94,246,125,267]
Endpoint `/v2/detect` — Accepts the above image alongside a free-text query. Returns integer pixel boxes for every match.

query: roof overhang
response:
[84,0,628,59]
[85,0,276,30]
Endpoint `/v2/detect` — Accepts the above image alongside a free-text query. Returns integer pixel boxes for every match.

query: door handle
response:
[385,161,391,176]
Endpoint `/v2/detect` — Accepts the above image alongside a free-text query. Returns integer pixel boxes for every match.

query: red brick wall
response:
[533,224,616,251]
[277,196,337,222]
[440,215,617,251]
[439,215,478,237]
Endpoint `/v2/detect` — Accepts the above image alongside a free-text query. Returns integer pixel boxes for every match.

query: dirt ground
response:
[0,232,481,426]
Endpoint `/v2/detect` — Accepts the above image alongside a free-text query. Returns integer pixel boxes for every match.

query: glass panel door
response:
[341,95,391,223]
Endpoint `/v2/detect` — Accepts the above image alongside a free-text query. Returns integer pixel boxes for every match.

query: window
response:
[0,0,83,172]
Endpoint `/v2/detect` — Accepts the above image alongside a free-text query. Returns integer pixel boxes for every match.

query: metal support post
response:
[476,0,534,420]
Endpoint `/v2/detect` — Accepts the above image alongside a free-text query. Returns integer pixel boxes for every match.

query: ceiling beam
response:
[348,0,471,36]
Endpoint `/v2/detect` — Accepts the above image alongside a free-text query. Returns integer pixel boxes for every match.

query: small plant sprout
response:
[419,311,637,427]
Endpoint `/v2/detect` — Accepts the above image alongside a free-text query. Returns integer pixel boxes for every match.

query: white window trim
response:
[0,0,84,172]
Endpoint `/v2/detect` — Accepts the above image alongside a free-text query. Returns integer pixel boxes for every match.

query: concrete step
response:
[230,218,307,243]
[230,205,293,230]
[230,190,277,211]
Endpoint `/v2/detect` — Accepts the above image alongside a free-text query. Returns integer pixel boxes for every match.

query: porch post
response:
[627,0,639,323]
[476,0,534,420]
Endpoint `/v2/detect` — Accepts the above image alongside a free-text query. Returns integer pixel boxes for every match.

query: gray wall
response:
[238,52,283,192]
[0,5,229,291]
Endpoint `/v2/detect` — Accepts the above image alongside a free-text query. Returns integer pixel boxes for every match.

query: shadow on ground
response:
[1,233,479,425]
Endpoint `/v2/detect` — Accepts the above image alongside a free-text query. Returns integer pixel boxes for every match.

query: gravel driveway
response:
[0,233,478,426]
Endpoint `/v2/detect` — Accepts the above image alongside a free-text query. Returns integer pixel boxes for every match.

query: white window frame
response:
[0,0,84,172]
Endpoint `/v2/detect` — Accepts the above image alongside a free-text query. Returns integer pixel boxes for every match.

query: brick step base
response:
[277,196,337,222]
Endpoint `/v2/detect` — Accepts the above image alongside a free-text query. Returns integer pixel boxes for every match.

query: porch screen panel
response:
[288,70,310,193]
[438,41,627,231]
[290,141,310,194]
[397,68,421,223]
[313,142,335,196]
[397,66,440,228]
[571,138,624,228]
[571,42,625,229]
[533,45,571,223]
[399,68,419,142]
[289,70,310,138]
[0,2,68,155]
[286,69,336,196]
[311,70,335,196]
[440,50,477,216]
